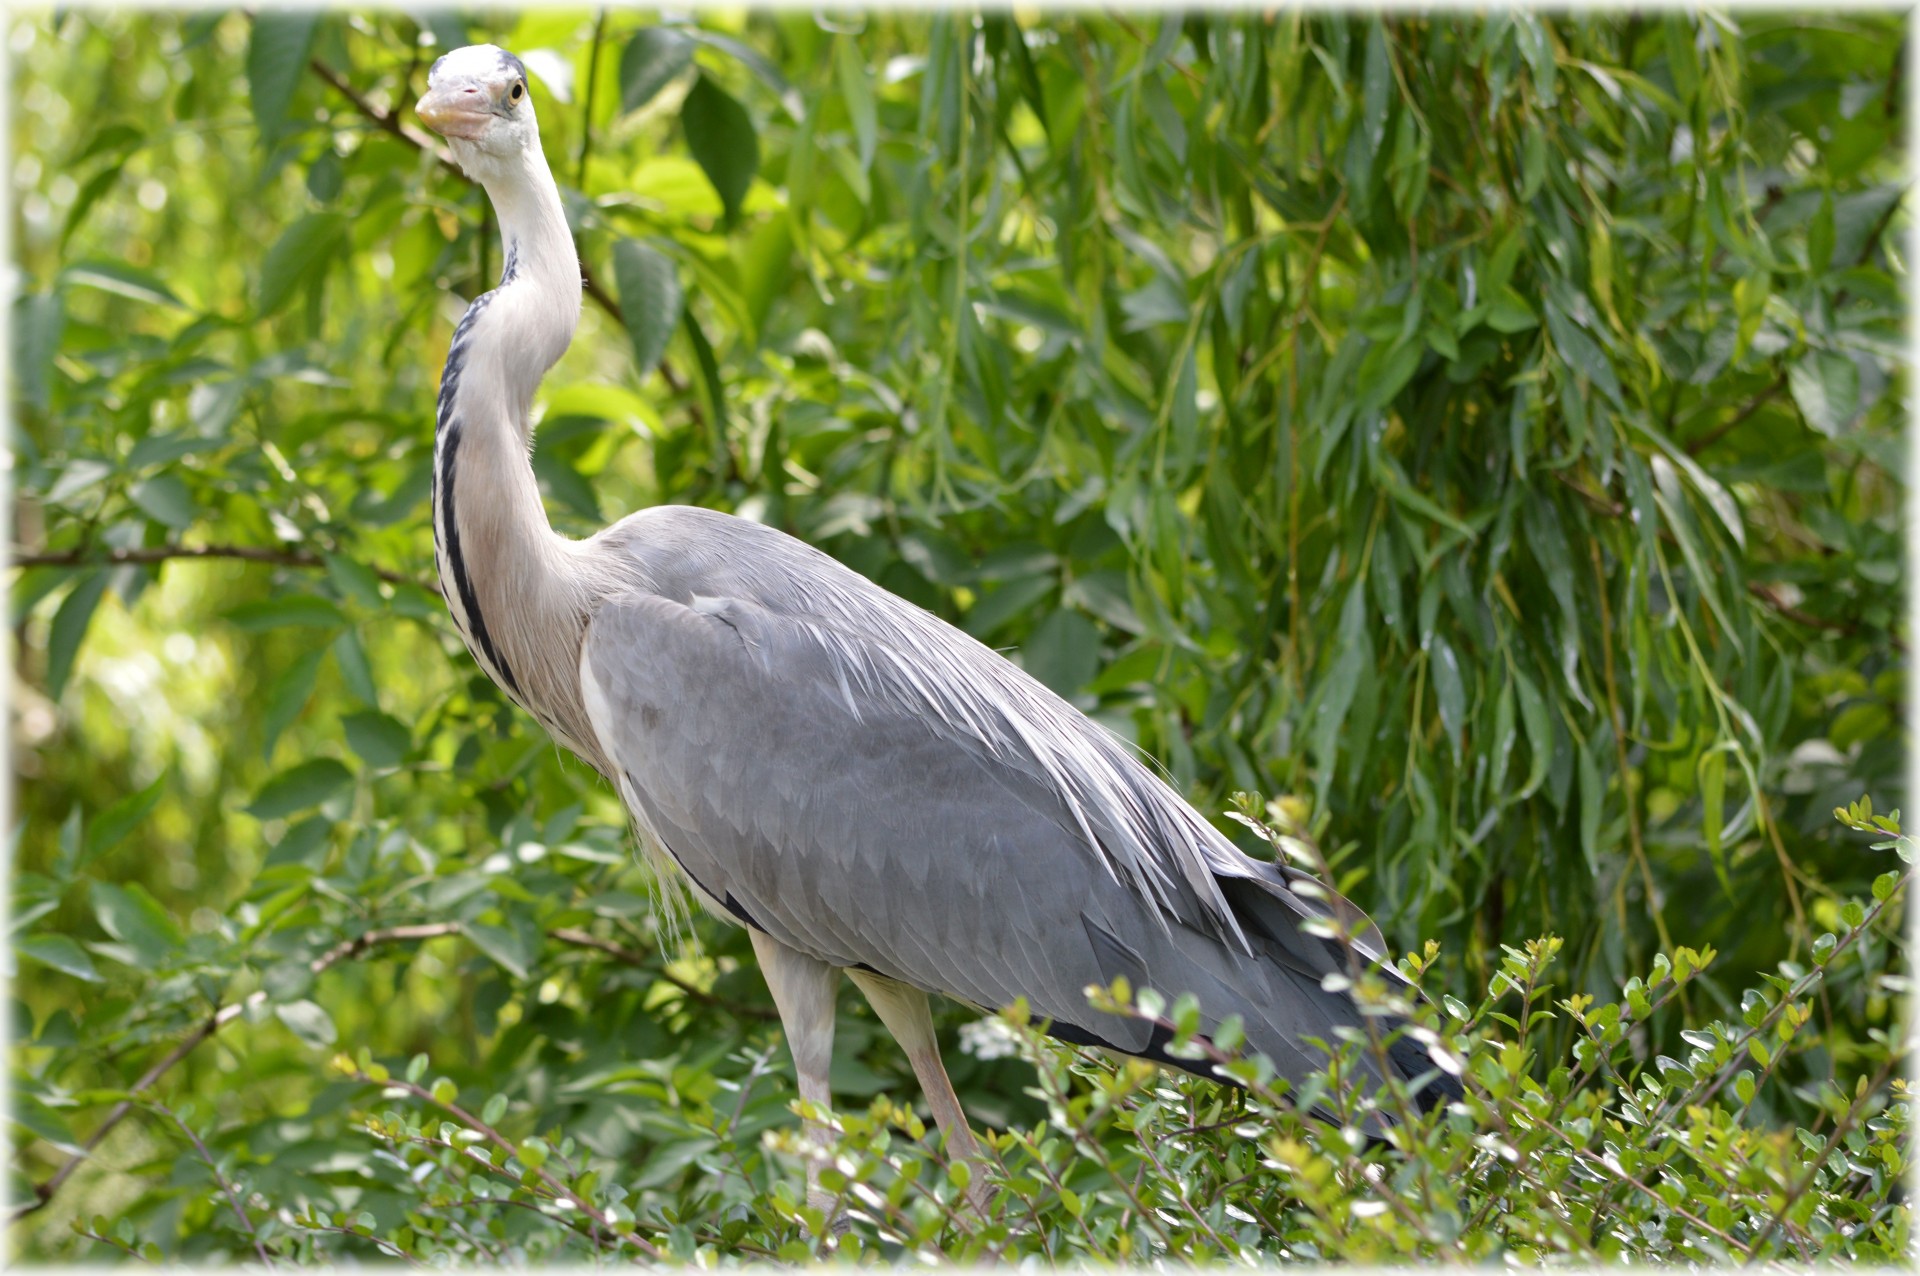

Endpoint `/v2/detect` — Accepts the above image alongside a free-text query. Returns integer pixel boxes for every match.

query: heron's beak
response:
[416,86,492,141]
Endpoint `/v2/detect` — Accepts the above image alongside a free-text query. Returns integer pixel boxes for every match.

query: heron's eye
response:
[510,82,524,102]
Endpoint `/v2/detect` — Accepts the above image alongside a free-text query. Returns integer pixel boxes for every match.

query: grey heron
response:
[415,43,1456,1212]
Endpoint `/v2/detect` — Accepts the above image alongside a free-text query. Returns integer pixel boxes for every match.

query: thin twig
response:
[152,1101,274,1267]
[576,10,607,192]
[9,542,434,592]
[549,926,778,1019]
[308,57,460,176]
[1685,371,1785,457]
[348,1070,663,1257]
[14,918,775,1221]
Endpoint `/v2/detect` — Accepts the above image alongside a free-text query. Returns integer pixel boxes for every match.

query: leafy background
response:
[8,8,1909,1263]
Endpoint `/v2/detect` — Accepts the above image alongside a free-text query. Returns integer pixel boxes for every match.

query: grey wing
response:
[579,584,1403,1089]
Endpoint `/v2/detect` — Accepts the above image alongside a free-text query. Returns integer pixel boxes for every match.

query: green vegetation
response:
[10,9,1908,1264]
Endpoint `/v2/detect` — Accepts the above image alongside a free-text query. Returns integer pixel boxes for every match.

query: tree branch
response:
[308,57,460,178]
[153,1102,274,1268]
[1685,371,1786,457]
[550,926,778,1019]
[9,543,435,593]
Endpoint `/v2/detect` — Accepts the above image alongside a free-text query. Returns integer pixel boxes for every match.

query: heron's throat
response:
[429,142,594,755]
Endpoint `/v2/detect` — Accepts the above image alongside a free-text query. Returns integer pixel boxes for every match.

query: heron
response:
[414,43,1457,1212]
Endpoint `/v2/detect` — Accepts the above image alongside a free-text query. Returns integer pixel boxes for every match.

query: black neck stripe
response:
[434,291,522,699]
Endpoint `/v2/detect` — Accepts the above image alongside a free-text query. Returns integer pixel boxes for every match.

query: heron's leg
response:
[846,971,991,1211]
[749,930,841,1220]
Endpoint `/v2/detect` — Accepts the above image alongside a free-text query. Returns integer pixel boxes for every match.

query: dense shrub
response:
[9,9,1907,1264]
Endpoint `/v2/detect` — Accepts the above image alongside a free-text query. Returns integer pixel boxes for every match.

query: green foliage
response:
[9,9,1907,1264]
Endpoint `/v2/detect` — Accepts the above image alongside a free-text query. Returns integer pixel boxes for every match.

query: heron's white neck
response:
[431,140,599,761]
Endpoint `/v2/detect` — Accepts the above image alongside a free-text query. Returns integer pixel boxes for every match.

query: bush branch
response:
[10,542,434,592]
[14,918,770,1222]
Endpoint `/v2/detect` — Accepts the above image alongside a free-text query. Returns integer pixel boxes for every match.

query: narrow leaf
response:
[249,758,354,821]
[91,881,184,964]
[17,934,101,983]
[47,572,109,700]
[258,213,345,317]
[85,773,168,864]
[620,27,693,114]
[247,11,319,144]
[681,73,759,227]
[611,239,683,376]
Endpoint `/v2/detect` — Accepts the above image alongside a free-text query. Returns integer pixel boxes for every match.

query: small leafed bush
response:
[17,801,1910,1264]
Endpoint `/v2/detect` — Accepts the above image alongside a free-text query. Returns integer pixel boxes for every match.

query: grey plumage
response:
[577,506,1414,1089]
[414,44,1454,1209]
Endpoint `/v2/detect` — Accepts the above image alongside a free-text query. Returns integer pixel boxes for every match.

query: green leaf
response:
[1310,585,1372,801]
[465,922,534,980]
[611,239,683,376]
[835,37,877,175]
[620,27,693,114]
[1514,14,1557,106]
[1484,288,1539,334]
[262,647,326,758]
[249,758,354,821]
[1788,352,1861,438]
[342,710,412,768]
[91,881,184,964]
[1361,20,1392,152]
[85,773,168,864]
[247,10,319,144]
[46,572,110,701]
[1489,676,1517,796]
[12,291,65,412]
[1431,636,1467,758]
[257,213,345,317]
[13,1095,83,1154]
[1700,748,1729,890]
[224,595,345,632]
[1576,737,1602,875]
[17,934,102,982]
[1545,300,1623,407]
[62,260,185,308]
[681,73,759,227]
[332,630,379,705]
[129,474,196,529]
[275,999,337,1047]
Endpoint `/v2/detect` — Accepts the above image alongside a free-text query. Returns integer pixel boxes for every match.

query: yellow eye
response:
[510,82,524,102]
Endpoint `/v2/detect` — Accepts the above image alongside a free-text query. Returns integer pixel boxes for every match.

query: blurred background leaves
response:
[8,7,1908,1262]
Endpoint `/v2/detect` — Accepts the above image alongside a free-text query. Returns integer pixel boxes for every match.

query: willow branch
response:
[10,542,434,592]
[1685,372,1786,456]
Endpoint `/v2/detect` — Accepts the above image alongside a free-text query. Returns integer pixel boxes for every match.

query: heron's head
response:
[416,44,541,176]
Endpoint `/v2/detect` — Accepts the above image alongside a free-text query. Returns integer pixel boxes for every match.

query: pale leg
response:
[749,930,841,1219]
[846,971,991,1211]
